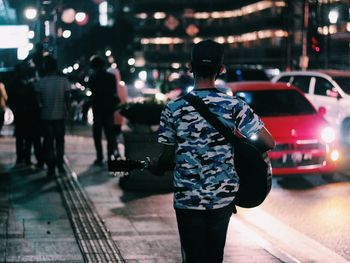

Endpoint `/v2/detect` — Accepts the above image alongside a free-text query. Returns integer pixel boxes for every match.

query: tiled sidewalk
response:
[64,135,284,263]
[0,136,84,263]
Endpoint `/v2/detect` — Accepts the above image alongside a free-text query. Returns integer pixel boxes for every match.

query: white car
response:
[272,70,350,143]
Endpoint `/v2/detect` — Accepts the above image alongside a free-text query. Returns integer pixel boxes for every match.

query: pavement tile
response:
[84,202,122,218]
[115,238,181,262]
[24,219,75,238]
[5,238,84,262]
[130,216,174,235]
[7,212,24,238]
[0,219,6,238]
[10,203,67,220]
[103,216,138,236]
[0,239,5,261]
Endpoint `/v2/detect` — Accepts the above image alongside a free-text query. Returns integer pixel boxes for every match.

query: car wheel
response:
[341,118,350,145]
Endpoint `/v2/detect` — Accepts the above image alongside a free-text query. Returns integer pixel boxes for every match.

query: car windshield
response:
[235,89,316,117]
[225,69,269,82]
[333,77,350,95]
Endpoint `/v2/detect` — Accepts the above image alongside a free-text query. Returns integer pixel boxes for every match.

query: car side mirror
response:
[326,89,340,99]
[318,106,326,116]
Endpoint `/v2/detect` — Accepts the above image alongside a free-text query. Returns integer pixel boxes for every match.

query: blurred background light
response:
[27,31,35,39]
[154,12,166,19]
[134,79,145,89]
[17,47,29,60]
[138,71,147,81]
[171,63,181,69]
[128,58,136,66]
[105,49,112,56]
[44,20,50,36]
[62,30,72,38]
[99,1,108,26]
[328,10,339,24]
[24,7,37,20]
[61,8,76,24]
[75,12,89,25]
[27,43,34,51]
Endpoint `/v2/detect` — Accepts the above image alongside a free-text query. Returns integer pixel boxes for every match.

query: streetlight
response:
[24,7,37,20]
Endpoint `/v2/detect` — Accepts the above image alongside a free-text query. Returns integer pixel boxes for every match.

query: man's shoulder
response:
[165,96,187,111]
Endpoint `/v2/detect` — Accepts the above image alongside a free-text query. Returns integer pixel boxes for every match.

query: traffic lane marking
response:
[235,208,350,263]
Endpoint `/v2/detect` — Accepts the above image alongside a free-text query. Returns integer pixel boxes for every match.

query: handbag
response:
[183,93,272,208]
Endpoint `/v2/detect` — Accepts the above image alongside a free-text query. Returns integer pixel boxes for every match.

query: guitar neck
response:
[108,159,149,172]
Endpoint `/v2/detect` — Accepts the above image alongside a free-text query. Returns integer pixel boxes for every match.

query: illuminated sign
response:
[0,25,29,49]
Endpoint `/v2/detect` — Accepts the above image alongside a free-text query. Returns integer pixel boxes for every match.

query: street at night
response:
[1,125,350,262]
[1,0,350,262]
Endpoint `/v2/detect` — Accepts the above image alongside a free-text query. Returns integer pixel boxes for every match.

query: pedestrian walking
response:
[0,77,8,136]
[88,55,119,165]
[35,56,70,176]
[9,64,43,167]
[150,40,275,263]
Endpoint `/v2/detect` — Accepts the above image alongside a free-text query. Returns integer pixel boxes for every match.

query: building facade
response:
[129,0,350,71]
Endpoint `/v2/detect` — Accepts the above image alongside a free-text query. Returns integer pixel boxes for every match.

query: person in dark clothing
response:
[9,64,43,166]
[88,55,119,165]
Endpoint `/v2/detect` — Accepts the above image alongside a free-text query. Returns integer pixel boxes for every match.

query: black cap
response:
[191,39,224,68]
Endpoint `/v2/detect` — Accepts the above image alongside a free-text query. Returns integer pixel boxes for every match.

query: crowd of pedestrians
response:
[2,45,124,177]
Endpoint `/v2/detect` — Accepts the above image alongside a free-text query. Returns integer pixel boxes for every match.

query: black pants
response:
[15,134,43,164]
[0,109,5,132]
[0,110,4,134]
[175,204,234,263]
[92,113,116,161]
[42,120,65,171]
[14,116,43,164]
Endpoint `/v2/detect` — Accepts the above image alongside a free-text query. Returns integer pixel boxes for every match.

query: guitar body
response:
[233,140,272,208]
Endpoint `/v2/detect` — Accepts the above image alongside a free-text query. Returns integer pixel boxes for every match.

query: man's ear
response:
[187,63,193,73]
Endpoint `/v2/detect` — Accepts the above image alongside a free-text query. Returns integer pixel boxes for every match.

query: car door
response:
[311,76,340,126]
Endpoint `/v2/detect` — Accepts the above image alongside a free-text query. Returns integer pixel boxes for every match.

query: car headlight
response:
[321,127,336,143]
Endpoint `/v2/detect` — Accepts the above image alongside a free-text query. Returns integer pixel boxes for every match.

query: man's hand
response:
[148,159,164,176]
[148,145,175,176]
